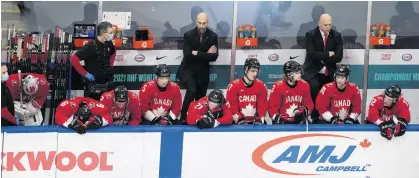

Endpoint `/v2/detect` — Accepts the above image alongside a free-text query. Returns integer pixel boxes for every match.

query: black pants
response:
[180,77,209,122]
[84,80,116,101]
[307,74,332,121]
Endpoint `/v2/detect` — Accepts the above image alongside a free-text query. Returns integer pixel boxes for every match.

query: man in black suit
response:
[177,13,219,122]
[302,13,343,122]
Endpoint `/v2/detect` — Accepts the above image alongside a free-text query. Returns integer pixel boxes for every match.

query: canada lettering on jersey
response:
[239,95,257,102]
[286,95,303,103]
[382,114,392,121]
[334,100,351,108]
[111,111,128,119]
[153,98,172,107]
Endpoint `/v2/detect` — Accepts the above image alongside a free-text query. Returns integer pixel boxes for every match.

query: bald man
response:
[302,13,343,122]
[177,13,219,123]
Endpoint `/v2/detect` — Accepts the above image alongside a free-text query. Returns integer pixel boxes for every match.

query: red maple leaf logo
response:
[359,138,372,150]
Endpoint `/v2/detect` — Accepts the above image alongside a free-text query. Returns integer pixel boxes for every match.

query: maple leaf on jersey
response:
[153,106,167,117]
[241,103,256,117]
[359,138,372,150]
[336,108,348,120]
[286,104,298,117]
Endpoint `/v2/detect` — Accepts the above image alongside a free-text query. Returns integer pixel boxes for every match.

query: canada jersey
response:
[268,79,313,119]
[139,80,182,121]
[316,82,362,121]
[55,97,112,127]
[186,96,233,125]
[226,78,268,122]
[100,91,142,125]
[6,73,49,108]
[366,94,411,125]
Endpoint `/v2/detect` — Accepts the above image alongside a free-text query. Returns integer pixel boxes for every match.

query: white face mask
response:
[106,33,114,41]
[2,72,8,81]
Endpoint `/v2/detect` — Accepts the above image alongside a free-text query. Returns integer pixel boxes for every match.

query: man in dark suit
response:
[302,13,343,122]
[177,13,219,122]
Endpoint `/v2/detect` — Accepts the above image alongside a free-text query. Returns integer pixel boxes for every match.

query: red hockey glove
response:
[68,118,87,134]
[394,118,408,137]
[379,121,394,140]
[86,116,103,130]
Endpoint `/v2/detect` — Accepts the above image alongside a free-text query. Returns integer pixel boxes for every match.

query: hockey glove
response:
[394,118,408,137]
[86,116,103,130]
[343,118,356,124]
[273,114,294,124]
[330,116,341,124]
[379,120,394,140]
[294,106,309,124]
[152,117,172,125]
[68,118,87,135]
[197,116,216,129]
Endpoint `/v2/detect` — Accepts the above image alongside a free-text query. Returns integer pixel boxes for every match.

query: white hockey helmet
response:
[22,75,39,95]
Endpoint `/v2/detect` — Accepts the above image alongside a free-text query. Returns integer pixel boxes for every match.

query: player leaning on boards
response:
[100,85,142,126]
[187,89,233,129]
[6,72,49,126]
[366,85,411,140]
[226,58,268,125]
[55,97,112,134]
[268,61,313,124]
[316,65,362,124]
[139,64,182,125]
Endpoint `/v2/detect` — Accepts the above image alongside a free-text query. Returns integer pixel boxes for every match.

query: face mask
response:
[2,72,9,81]
[106,33,114,41]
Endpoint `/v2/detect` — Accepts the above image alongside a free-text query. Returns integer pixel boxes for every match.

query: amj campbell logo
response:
[268,54,279,61]
[401,53,412,61]
[252,133,371,176]
[135,54,145,62]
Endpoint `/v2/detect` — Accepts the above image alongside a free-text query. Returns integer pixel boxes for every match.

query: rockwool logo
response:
[1,151,113,172]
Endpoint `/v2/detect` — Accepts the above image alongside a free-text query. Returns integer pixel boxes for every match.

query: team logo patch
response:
[12,80,17,86]
[71,102,76,107]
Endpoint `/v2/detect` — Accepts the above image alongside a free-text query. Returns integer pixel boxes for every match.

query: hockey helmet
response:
[244,58,260,74]
[208,89,225,104]
[22,74,39,95]
[77,101,92,122]
[114,86,128,102]
[155,64,171,77]
[283,61,302,74]
[384,85,401,99]
[335,65,350,78]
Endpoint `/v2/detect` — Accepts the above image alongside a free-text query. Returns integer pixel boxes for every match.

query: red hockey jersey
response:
[268,79,313,120]
[316,82,362,122]
[226,78,268,123]
[139,79,182,121]
[6,73,49,108]
[55,97,112,127]
[187,96,233,125]
[100,90,142,125]
[366,94,411,125]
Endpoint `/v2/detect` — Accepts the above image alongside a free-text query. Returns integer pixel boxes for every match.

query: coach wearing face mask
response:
[1,64,18,126]
[71,21,117,100]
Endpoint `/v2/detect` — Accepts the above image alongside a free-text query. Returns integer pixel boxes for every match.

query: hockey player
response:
[6,73,49,126]
[139,64,182,125]
[55,97,112,134]
[316,65,361,124]
[366,85,411,140]
[187,89,233,129]
[100,85,142,125]
[226,58,268,125]
[268,61,313,124]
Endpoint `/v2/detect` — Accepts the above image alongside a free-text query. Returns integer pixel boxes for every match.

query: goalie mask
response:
[283,61,302,82]
[22,75,39,95]
[208,89,225,110]
[384,85,401,107]
[77,101,92,123]
[244,58,260,83]
[114,86,128,108]
[155,64,171,91]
